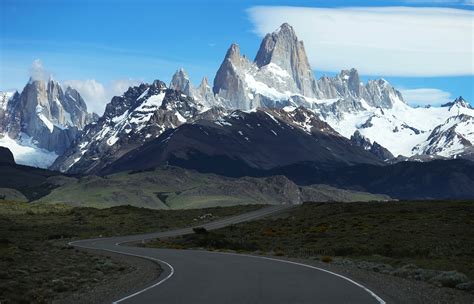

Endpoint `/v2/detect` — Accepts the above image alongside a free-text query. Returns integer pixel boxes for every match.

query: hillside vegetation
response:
[32,166,390,209]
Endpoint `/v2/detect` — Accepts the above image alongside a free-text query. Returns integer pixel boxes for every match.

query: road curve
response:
[70,205,385,304]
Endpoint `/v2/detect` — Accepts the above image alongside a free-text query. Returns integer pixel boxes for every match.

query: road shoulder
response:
[55,247,162,304]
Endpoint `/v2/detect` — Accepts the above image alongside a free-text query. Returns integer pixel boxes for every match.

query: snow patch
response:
[264,112,281,125]
[137,88,150,100]
[0,134,58,168]
[214,118,233,127]
[36,105,54,133]
[283,106,296,112]
[175,112,186,123]
[112,110,129,124]
[262,63,291,81]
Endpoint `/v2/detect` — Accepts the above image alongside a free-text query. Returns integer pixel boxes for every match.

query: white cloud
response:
[247,6,474,76]
[109,79,141,98]
[63,79,141,115]
[400,88,452,106]
[63,79,107,114]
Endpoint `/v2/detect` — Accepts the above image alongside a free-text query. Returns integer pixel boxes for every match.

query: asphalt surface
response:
[70,205,385,304]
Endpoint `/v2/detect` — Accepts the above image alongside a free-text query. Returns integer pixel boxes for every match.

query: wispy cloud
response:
[247,6,474,77]
[400,88,452,106]
[62,79,107,114]
[29,59,51,81]
[403,0,474,5]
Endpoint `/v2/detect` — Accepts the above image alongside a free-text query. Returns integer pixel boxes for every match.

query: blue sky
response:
[1,0,473,113]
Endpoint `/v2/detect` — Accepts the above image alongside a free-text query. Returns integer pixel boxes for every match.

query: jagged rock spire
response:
[254,23,318,98]
[213,43,252,108]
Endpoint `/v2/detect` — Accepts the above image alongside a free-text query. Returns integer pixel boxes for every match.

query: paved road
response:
[70,205,385,304]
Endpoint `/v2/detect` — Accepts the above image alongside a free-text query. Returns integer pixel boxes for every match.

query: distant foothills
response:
[1,23,473,205]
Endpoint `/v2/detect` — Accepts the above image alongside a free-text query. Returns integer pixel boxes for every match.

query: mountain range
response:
[0,23,473,200]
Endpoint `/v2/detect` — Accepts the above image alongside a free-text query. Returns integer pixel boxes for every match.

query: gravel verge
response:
[54,247,161,304]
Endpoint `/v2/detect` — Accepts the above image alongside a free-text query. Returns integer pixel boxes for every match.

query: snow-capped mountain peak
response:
[442,96,472,111]
[169,69,219,109]
[254,23,318,98]
[413,113,473,158]
[170,68,193,97]
[213,24,322,110]
[211,23,405,116]
[0,78,95,168]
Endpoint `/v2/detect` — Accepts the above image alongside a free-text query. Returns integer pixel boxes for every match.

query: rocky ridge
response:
[51,80,226,174]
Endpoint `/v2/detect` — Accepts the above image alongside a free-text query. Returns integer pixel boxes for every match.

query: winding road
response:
[70,205,386,304]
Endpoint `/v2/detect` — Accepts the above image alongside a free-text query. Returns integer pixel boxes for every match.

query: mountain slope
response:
[309,159,474,200]
[101,107,382,176]
[413,113,473,157]
[102,118,474,200]
[324,94,474,158]
[0,147,66,201]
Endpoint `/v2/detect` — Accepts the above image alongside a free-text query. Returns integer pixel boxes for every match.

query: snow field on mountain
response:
[0,134,58,168]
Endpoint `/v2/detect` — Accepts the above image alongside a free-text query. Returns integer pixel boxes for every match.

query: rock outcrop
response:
[0,147,15,164]
[351,130,394,161]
